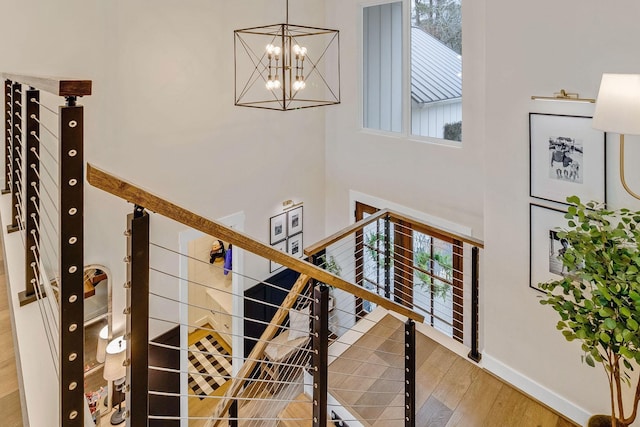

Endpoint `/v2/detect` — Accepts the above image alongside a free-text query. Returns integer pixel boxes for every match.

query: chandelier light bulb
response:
[293,44,307,59]
[266,44,281,60]
[293,77,306,91]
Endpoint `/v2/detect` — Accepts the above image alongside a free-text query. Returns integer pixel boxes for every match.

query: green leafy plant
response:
[539,196,640,427]
[365,232,392,267]
[318,254,342,279]
[414,249,452,300]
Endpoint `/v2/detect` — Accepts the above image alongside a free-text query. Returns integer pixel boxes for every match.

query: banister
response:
[387,210,484,248]
[86,163,424,323]
[1,73,92,96]
[305,208,484,258]
[304,208,390,257]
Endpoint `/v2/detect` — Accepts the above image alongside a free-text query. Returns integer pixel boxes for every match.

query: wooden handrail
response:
[209,274,311,426]
[305,207,484,258]
[304,209,390,257]
[86,163,424,323]
[2,73,91,96]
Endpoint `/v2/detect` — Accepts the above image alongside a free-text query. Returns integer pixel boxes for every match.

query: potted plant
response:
[318,253,342,311]
[539,196,640,427]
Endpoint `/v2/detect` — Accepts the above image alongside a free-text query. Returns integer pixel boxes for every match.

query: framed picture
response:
[530,203,570,292]
[287,206,303,236]
[529,113,606,205]
[270,212,287,244]
[287,233,303,258]
[270,240,287,273]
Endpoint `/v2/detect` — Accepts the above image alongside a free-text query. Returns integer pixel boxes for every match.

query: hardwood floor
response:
[0,234,24,427]
[0,262,582,427]
[328,314,578,427]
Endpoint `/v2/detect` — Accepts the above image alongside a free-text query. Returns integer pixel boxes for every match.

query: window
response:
[362,0,463,142]
[354,202,464,341]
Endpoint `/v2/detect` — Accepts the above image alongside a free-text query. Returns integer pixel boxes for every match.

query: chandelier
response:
[234,0,340,111]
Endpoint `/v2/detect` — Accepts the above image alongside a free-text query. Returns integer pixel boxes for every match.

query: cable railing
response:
[2,73,91,427]
[86,164,424,427]
[305,208,484,362]
[3,73,481,427]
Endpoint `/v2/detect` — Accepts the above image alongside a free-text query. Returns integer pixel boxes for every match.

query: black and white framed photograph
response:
[270,240,287,273]
[529,113,606,205]
[270,212,287,245]
[530,203,569,292]
[287,233,303,258]
[287,206,303,236]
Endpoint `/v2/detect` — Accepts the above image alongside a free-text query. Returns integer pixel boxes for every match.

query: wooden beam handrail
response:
[86,163,424,323]
[2,73,92,97]
[208,274,311,427]
[304,209,391,257]
[305,208,484,258]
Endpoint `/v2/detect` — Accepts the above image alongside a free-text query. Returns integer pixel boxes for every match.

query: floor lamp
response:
[593,73,640,201]
[103,335,127,425]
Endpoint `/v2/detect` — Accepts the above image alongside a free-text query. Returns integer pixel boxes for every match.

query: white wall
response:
[325,0,640,424]
[1,2,329,424]
[483,0,640,423]
[324,0,485,239]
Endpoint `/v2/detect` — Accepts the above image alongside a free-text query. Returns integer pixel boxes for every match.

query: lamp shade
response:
[103,335,126,381]
[593,73,640,135]
[96,325,109,364]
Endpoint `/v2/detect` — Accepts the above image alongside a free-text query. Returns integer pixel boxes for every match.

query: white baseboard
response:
[482,352,590,425]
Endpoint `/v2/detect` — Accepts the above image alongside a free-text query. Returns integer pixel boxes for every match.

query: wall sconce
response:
[593,73,640,201]
[531,89,595,103]
[234,0,340,111]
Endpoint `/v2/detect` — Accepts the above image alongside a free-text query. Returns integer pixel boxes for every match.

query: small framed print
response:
[529,113,606,205]
[287,206,303,236]
[270,240,286,273]
[287,233,303,258]
[530,203,569,292]
[270,212,287,244]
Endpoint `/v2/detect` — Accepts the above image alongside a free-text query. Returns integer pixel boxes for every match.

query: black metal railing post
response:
[126,205,150,427]
[312,284,329,427]
[3,79,10,194]
[19,88,39,306]
[229,400,238,427]
[7,82,21,232]
[59,95,84,426]
[468,246,482,362]
[405,319,415,427]
[384,215,391,299]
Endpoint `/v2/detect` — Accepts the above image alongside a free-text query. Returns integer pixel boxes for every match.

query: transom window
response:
[362,0,463,142]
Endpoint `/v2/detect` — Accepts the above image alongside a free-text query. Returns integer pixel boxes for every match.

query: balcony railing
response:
[2,72,91,426]
[2,72,483,426]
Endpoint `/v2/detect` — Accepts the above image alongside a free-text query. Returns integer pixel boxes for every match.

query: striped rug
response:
[188,334,232,399]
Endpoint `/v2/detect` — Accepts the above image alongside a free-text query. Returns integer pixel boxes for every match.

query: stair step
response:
[277,393,333,427]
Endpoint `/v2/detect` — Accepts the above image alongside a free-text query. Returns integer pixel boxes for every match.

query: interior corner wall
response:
[482,0,640,424]
[326,0,640,424]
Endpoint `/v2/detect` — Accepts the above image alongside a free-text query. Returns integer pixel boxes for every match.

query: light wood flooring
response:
[329,314,578,427]
[0,233,24,427]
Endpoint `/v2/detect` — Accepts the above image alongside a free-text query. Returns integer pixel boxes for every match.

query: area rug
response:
[188,334,232,399]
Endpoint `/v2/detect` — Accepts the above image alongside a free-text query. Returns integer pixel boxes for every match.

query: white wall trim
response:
[348,189,473,235]
[482,352,590,425]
